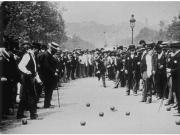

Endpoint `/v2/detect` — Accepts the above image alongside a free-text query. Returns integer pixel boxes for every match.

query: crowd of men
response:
[0,38,180,124]
[0,39,98,121]
[95,40,180,120]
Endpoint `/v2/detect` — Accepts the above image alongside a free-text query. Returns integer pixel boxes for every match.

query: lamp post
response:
[104,31,107,48]
[130,14,136,44]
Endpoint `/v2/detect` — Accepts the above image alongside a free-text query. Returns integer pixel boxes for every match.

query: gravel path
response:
[1,77,180,133]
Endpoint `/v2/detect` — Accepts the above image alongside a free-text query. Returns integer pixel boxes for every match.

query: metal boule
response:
[22,118,27,125]
[80,121,86,126]
[125,112,130,116]
[86,103,90,107]
[110,106,115,111]
[99,112,104,117]
[166,107,171,111]
[175,119,180,125]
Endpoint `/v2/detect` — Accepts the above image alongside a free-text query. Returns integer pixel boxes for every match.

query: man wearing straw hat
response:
[37,42,59,108]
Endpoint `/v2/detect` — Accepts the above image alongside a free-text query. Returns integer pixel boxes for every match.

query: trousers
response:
[43,77,57,108]
[17,74,37,117]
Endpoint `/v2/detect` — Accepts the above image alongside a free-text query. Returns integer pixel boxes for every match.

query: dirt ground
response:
[1,77,180,134]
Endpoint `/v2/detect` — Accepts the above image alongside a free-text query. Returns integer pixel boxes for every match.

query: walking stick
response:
[55,76,60,108]
[56,84,60,108]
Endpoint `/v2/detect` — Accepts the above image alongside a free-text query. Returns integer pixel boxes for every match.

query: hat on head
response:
[128,45,135,51]
[49,42,59,50]
[32,42,41,49]
[20,41,32,51]
[117,46,123,50]
[169,42,180,49]
[155,44,162,51]
[41,44,47,50]
[146,42,155,49]
[157,41,163,45]
[139,40,146,45]
[21,41,32,47]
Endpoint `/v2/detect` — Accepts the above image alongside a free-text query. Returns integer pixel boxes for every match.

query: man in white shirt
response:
[17,42,41,119]
[143,43,155,103]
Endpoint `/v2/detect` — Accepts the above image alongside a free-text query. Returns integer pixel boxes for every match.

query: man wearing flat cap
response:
[139,40,146,48]
[140,43,157,103]
[37,42,59,108]
[17,41,42,119]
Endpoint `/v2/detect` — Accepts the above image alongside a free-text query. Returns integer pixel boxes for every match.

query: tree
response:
[62,35,95,51]
[0,1,66,46]
[158,20,167,41]
[166,15,180,41]
[135,27,159,43]
[159,20,165,30]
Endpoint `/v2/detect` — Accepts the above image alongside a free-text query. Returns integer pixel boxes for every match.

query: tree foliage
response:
[0,1,66,45]
[135,27,159,43]
[134,20,169,43]
[166,15,180,41]
[62,35,95,51]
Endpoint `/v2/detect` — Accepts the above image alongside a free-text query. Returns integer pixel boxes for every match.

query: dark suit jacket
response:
[157,52,166,73]
[125,54,137,74]
[115,57,123,71]
[170,51,180,79]
[134,53,141,79]
[140,51,147,74]
[37,51,58,83]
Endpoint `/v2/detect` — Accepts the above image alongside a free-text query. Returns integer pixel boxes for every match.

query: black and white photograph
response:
[0,0,180,134]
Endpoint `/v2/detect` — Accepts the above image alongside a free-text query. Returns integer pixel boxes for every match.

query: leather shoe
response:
[140,100,145,102]
[146,97,152,104]
[49,105,55,108]
[30,114,38,120]
[175,119,180,125]
[44,104,55,108]
[173,112,180,116]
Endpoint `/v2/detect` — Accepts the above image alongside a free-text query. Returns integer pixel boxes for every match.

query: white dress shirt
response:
[146,53,152,78]
[18,50,41,82]
[18,50,36,74]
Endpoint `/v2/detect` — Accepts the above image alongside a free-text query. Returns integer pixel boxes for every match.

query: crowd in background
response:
[0,37,180,124]
[94,40,180,124]
[0,38,100,121]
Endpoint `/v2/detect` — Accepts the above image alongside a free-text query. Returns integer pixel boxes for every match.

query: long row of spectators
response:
[0,38,180,124]
[0,40,98,121]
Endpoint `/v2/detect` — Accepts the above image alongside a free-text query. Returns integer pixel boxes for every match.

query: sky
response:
[59,1,180,25]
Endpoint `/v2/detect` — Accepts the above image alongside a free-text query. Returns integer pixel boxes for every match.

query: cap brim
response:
[49,44,59,50]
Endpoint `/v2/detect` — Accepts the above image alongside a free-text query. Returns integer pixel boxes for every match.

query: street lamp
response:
[104,31,107,48]
[130,14,136,44]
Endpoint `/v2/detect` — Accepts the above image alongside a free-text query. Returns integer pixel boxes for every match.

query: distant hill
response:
[65,21,160,48]
[62,35,95,51]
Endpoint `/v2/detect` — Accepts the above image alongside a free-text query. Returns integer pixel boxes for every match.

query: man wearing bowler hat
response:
[155,44,167,99]
[166,42,180,115]
[125,45,137,95]
[37,42,59,108]
[114,46,124,88]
